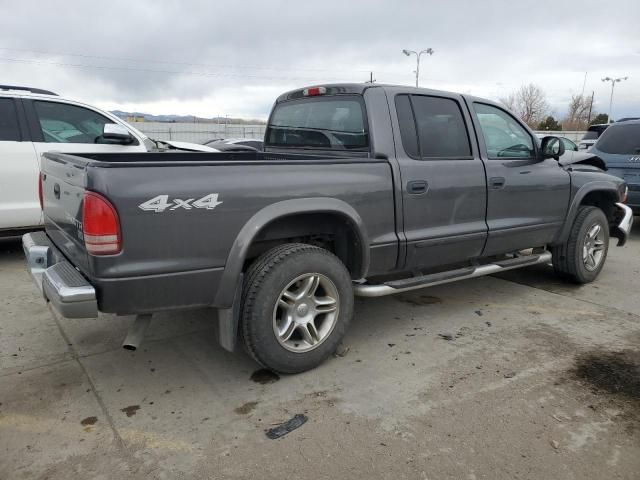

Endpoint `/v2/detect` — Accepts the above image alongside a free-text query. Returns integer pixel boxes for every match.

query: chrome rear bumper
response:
[22,232,98,318]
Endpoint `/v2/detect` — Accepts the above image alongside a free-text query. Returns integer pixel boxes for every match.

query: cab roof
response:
[274,83,503,110]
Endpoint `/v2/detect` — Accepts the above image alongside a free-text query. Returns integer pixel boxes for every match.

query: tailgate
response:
[41,152,90,274]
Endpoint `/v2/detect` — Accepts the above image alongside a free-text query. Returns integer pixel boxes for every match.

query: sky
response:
[1,0,638,121]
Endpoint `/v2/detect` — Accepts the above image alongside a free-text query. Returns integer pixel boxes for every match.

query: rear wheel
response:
[551,206,609,283]
[240,243,353,373]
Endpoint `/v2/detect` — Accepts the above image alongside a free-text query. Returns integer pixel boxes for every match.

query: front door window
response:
[474,103,534,159]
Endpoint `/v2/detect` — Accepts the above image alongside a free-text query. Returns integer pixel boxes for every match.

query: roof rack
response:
[0,85,58,96]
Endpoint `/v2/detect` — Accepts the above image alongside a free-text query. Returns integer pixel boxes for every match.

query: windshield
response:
[595,123,640,155]
[265,96,368,150]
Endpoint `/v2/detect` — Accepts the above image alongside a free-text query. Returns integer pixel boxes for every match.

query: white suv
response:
[0,85,216,235]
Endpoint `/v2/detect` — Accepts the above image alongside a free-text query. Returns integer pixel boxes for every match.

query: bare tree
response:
[562,94,593,130]
[500,84,550,128]
[500,93,517,113]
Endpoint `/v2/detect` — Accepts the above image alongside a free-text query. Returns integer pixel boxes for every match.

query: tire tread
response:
[240,243,348,372]
[552,206,608,283]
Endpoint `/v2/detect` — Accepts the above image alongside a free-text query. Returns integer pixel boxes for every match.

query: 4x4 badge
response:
[139,194,223,213]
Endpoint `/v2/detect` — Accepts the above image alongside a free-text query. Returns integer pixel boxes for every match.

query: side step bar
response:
[354,251,552,298]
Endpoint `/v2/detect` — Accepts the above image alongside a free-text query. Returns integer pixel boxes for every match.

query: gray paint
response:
[384,87,488,269]
[462,96,571,255]
[42,152,396,313]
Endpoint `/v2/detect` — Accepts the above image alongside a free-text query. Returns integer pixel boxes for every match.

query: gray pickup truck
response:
[23,83,633,373]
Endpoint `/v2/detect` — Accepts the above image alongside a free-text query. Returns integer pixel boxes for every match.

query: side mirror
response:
[102,123,134,144]
[540,136,565,161]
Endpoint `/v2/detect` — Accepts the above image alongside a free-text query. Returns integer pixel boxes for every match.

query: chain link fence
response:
[131,122,266,144]
[534,131,586,142]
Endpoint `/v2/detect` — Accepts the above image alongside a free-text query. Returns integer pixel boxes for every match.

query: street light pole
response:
[601,76,628,123]
[402,48,434,87]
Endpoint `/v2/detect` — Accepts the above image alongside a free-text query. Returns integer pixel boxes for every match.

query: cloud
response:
[1,0,638,120]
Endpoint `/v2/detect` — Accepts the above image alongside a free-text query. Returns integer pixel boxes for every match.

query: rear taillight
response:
[82,192,121,255]
[38,173,43,210]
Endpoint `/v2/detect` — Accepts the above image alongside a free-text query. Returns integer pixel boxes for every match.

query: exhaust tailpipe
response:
[122,314,152,351]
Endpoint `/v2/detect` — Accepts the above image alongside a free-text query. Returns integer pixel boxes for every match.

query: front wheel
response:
[551,206,609,283]
[240,243,353,373]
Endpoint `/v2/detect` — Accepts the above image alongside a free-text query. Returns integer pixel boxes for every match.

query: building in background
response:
[126,115,145,122]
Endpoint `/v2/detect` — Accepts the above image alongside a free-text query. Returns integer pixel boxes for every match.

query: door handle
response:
[53,183,61,199]
[407,180,428,194]
[489,177,506,189]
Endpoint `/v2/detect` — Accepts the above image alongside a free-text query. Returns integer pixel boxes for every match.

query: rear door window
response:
[596,124,640,155]
[395,95,419,157]
[265,96,368,150]
[0,98,21,141]
[412,96,471,158]
[395,94,471,159]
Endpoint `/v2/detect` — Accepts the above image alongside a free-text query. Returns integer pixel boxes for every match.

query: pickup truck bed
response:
[39,150,396,314]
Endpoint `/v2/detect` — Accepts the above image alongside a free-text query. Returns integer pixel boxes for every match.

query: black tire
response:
[240,243,353,374]
[551,206,609,283]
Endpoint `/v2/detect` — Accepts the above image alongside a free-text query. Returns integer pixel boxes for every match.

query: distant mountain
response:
[110,110,266,125]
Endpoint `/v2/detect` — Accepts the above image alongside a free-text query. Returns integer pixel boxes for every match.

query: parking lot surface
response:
[1,231,639,479]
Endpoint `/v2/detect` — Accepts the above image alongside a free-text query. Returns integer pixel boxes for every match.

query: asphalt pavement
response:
[1,228,639,479]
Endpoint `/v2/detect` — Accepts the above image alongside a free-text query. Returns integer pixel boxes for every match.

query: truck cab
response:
[265,84,573,268]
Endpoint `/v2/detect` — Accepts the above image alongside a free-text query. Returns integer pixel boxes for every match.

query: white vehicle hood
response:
[161,140,219,152]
